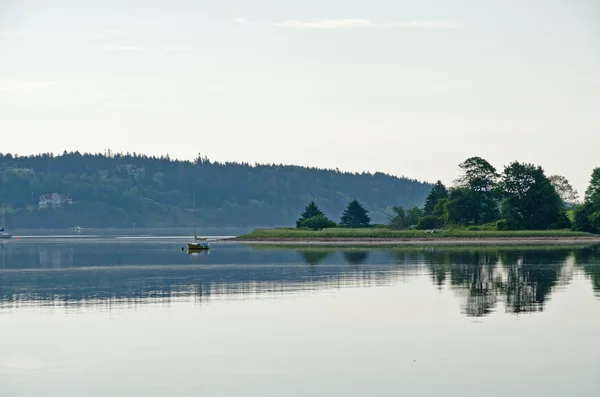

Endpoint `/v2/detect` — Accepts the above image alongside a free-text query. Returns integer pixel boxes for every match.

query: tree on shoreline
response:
[389,206,422,230]
[573,167,600,233]
[423,181,448,216]
[296,201,336,230]
[499,162,568,230]
[444,157,500,225]
[340,200,371,228]
[549,175,579,208]
[296,201,324,227]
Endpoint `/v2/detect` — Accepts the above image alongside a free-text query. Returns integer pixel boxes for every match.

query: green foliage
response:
[296,201,325,227]
[389,206,423,230]
[432,198,448,217]
[415,215,444,230]
[444,187,474,225]
[0,152,432,228]
[298,215,336,230]
[423,181,448,215]
[573,168,600,233]
[241,227,593,239]
[499,162,568,230]
[549,175,579,208]
[340,200,371,228]
[584,168,600,202]
[496,219,518,231]
[444,157,500,225]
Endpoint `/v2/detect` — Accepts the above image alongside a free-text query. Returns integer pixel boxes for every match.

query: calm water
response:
[1,238,599,396]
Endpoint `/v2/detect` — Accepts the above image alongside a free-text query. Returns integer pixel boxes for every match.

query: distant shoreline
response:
[230,236,600,246]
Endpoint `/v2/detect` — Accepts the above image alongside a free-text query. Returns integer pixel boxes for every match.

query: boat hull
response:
[187,242,210,250]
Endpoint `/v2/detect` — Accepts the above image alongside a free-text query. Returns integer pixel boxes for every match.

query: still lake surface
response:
[1,237,599,396]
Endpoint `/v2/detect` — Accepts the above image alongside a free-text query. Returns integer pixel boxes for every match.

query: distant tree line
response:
[0,151,431,228]
[388,156,599,233]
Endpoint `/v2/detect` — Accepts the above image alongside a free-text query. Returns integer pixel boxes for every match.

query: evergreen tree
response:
[423,181,448,215]
[340,200,371,228]
[296,201,324,227]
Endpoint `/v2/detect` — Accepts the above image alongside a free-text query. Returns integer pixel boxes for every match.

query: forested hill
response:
[0,152,432,228]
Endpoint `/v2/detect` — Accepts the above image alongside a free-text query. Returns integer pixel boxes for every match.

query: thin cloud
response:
[104,45,144,51]
[274,18,461,30]
[275,19,374,29]
[385,20,461,29]
[0,80,59,92]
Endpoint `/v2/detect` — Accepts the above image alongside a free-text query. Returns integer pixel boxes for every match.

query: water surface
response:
[1,239,599,396]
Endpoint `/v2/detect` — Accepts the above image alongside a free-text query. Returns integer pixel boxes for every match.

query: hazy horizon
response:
[1,0,599,194]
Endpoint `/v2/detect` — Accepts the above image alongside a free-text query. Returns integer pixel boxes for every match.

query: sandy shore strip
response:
[229,237,600,246]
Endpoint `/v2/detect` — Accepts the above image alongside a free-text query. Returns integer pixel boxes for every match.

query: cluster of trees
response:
[391,156,597,232]
[0,151,431,228]
[573,168,600,233]
[296,200,371,230]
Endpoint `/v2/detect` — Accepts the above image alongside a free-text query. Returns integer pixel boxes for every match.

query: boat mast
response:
[193,194,196,238]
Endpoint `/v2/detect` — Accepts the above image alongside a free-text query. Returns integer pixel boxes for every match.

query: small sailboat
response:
[186,195,209,251]
[187,221,210,251]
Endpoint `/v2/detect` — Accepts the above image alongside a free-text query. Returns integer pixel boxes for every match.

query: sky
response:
[1,0,599,193]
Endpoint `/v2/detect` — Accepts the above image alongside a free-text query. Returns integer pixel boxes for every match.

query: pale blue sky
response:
[1,0,599,193]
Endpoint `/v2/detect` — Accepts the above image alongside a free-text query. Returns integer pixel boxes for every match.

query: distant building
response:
[39,193,73,209]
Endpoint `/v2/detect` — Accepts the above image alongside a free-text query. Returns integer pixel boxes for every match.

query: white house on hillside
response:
[39,193,73,209]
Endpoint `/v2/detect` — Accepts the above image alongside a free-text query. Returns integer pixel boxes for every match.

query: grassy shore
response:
[239,227,595,239]
[233,227,600,246]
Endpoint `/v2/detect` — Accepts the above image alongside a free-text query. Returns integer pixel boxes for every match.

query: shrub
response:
[415,215,444,230]
[548,212,572,230]
[299,215,336,230]
[496,219,519,231]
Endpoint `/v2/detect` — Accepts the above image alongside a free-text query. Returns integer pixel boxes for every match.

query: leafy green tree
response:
[340,200,371,228]
[584,168,600,202]
[296,201,325,227]
[499,162,568,230]
[573,168,600,233]
[389,206,423,230]
[423,181,448,215]
[452,157,500,224]
[432,198,448,217]
[549,175,579,207]
[444,187,475,225]
[298,215,336,230]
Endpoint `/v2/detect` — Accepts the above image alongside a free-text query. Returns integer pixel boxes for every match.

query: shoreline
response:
[230,236,600,246]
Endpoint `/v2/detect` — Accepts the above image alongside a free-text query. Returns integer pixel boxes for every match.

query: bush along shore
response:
[236,157,600,244]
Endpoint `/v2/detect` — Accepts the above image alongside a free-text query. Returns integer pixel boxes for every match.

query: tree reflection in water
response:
[1,242,599,316]
[420,248,577,316]
[342,250,369,267]
[573,246,600,295]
